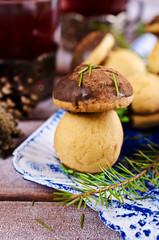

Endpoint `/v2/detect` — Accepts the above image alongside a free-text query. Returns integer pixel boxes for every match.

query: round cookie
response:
[147,40,159,74]
[53,64,134,112]
[54,111,123,173]
[71,31,115,69]
[128,72,159,114]
[131,112,159,129]
[104,48,146,78]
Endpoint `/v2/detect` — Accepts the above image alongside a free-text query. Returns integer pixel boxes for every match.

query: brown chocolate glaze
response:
[53,75,92,106]
[71,31,107,69]
[53,64,133,106]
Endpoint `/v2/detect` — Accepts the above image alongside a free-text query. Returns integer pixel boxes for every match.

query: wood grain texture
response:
[0,100,122,239]
[0,202,122,240]
[0,157,57,201]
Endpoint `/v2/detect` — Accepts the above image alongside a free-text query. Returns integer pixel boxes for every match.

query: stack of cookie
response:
[126,17,159,129]
[71,30,159,129]
[53,64,133,173]
[127,72,159,129]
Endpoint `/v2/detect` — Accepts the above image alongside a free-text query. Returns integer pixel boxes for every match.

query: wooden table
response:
[0,98,122,240]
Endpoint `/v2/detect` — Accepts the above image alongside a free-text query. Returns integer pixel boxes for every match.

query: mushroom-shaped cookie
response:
[53,64,134,173]
[71,31,115,70]
[53,64,134,113]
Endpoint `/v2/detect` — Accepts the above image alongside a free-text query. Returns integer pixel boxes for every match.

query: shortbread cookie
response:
[131,112,159,129]
[104,48,146,78]
[54,111,123,173]
[128,72,159,114]
[71,31,115,69]
[53,64,134,112]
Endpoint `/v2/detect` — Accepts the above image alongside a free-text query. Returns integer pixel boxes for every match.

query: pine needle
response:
[112,74,119,97]
[35,219,53,232]
[80,213,85,229]
[56,140,159,209]
[78,72,83,87]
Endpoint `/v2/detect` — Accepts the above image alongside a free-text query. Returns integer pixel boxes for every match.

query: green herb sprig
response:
[112,73,119,97]
[35,219,53,231]
[80,213,85,229]
[78,64,99,87]
[54,140,159,209]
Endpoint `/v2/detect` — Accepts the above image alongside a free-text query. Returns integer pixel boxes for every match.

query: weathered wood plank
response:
[0,156,57,201]
[0,101,122,239]
[0,100,59,201]
[0,201,122,240]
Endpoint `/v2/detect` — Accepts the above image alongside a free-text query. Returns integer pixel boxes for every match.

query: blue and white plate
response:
[13,109,159,240]
[13,35,159,240]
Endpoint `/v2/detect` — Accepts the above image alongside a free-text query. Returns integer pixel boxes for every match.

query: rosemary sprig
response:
[78,65,92,74]
[88,63,93,76]
[80,213,85,229]
[112,73,119,97]
[35,219,53,231]
[78,64,99,87]
[55,141,159,209]
[78,72,83,87]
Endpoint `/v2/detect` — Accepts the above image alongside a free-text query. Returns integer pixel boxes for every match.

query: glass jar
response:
[59,0,128,52]
[0,0,59,100]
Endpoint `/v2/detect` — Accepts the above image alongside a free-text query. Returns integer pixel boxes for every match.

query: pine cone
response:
[0,106,24,158]
[0,76,38,119]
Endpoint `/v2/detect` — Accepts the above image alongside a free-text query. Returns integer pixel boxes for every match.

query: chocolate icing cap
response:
[53,64,134,112]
